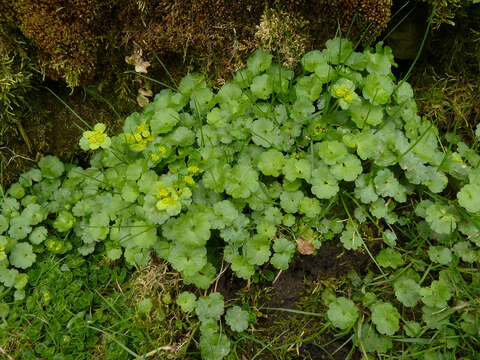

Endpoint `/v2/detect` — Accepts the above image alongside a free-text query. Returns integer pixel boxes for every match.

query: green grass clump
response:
[1,36,480,359]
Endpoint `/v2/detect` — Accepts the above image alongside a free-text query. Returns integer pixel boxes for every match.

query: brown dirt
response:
[269,242,372,308]
[215,241,371,359]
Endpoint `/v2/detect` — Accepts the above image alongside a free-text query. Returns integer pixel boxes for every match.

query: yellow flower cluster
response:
[79,123,111,151]
[123,121,154,152]
[46,239,63,252]
[184,176,195,185]
[154,184,181,211]
[153,176,196,212]
[187,165,199,174]
[150,145,168,162]
[334,85,355,103]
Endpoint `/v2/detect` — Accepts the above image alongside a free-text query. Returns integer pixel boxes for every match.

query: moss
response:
[254,9,312,68]
[420,0,465,25]
[10,0,107,87]
[0,42,33,131]
[412,71,480,138]
[316,0,393,44]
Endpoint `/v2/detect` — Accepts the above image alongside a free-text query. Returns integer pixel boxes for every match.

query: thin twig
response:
[272,270,283,284]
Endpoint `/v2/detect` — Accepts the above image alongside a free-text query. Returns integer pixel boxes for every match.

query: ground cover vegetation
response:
[1,32,480,359]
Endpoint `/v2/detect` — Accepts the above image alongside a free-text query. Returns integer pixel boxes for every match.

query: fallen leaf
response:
[137,88,153,107]
[125,48,151,74]
[296,236,315,255]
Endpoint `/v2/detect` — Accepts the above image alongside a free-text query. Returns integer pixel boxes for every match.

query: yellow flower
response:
[187,165,199,174]
[135,121,150,138]
[151,153,160,162]
[156,197,174,210]
[158,146,167,154]
[334,85,350,98]
[79,123,111,150]
[344,92,354,103]
[155,192,179,210]
[184,176,195,185]
[123,133,135,144]
[154,184,170,198]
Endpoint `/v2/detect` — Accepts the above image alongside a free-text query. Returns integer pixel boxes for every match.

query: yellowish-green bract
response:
[1,37,480,359]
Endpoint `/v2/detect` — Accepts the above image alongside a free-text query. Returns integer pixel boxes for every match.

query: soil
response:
[268,242,371,309]
[215,241,372,359]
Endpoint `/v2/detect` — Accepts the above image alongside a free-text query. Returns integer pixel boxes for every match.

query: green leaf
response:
[340,221,362,250]
[330,154,362,182]
[53,211,75,233]
[9,242,36,269]
[299,197,321,218]
[106,247,122,261]
[374,169,407,203]
[324,37,353,64]
[458,184,480,213]
[310,166,339,199]
[0,215,8,234]
[282,158,312,182]
[166,211,210,248]
[38,155,65,179]
[376,248,403,269]
[420,280,453,308]
[301,50,327,72]
[247,49,272,75]
[425,203,457,234]
[280,190,304,214]
[295,75,324,101]
[231,255,255,280]
[195,292,224,322]
[22,203,47,225]
[29,226,48,245]
[393,278,421,307]
[244,234,271,266]
[212,200,239,229]
[394,82,414,104]
[177,291,197,313]
[251,74,273,100]
[225,164,259,199]
[404,321,421,337]
[8,216,32,240]
[354,323,393,354]
[137,298,153,314]
[183,263,216,290]
[178,73,206,96]
[364,44,395,75]
[200,331,231,360]
[317,141,348,165]
[271,237,295,270]
[257,149,285,177]
[428,246,452,265]
[0,268,19,287]
[225,306,249,332]
[362,73,394,105]
[168,243,207,277]
[7,183,25,199]
[371,302,400,336]
[349,102,384,128]
[327,297,359,330]
[453,241,478,263]
[150,108,179,135]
